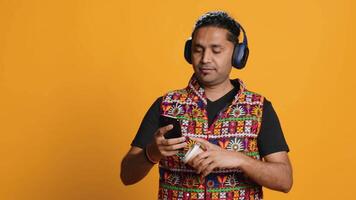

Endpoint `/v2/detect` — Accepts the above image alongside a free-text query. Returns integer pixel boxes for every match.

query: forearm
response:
[120,149,156,185]
[238,153,293,193]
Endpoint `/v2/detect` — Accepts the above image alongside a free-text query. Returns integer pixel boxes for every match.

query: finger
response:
[191,151,209,169]
[155,124,173,137]
[193,151,209,163]
[202,162,216,177]
[190,137,210,150]
[162,142,187,151]
[194,156,209,170]
[162,136,186,146]
[197,157,214,174]
[187,153,202,167]
[189,156,203,169]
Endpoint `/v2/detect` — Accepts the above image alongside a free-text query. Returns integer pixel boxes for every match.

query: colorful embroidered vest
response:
[158,73,265,200]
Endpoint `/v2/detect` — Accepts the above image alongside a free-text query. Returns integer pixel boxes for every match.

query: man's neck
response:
[203,78,235,102]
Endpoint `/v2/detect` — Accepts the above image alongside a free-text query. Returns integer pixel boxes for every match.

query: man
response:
[121,11,293,200]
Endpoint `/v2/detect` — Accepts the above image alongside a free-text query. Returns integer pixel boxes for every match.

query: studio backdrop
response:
[0,0,355,199]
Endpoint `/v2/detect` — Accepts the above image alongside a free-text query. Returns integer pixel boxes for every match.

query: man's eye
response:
[194,48,203,53]
[212,48,222,54]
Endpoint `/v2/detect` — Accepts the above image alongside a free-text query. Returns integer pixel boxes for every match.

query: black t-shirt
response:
[131,82,289,158]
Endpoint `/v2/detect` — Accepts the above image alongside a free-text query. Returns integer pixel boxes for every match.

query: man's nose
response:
[201,50,212,63]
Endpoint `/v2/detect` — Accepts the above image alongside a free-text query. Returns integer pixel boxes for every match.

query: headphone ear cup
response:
[184,39,192,64]
[232,43,249,69]
[240,46,249,69]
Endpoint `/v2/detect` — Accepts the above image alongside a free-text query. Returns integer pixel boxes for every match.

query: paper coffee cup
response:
[182,143,204,163]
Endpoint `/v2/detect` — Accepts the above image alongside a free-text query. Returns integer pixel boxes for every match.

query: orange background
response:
[1,0,355,199]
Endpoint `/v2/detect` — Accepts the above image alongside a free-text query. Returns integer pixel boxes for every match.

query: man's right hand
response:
[146,124,187,163]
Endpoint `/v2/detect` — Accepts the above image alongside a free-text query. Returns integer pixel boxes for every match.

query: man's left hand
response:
[187,137,247,177]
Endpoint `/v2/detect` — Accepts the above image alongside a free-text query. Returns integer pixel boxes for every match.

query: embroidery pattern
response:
[158,73,265,200]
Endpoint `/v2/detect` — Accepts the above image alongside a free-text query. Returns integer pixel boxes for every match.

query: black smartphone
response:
[159,115,182,139]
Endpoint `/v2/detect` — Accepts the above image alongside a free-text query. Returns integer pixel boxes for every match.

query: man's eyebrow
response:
[193,43,204,48]
[193,43,223,48]
[211,44,223,48]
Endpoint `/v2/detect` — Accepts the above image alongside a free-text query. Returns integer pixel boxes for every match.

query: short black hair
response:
[191,11,240,45]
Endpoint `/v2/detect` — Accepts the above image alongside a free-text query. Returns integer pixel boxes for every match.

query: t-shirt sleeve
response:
[130,96,162,149]
[257,98,290,158]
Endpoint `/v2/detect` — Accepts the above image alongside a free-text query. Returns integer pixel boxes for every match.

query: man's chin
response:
[196,74,216,85]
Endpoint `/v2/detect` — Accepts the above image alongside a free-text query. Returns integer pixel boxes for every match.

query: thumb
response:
[156,124,173,137]
[190,137,211,151]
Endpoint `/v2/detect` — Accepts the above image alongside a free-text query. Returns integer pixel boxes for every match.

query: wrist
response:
[145,144,160,164]
[234,151,250,169]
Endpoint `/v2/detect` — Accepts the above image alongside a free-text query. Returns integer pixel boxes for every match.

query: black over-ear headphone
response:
[184,22,249,70]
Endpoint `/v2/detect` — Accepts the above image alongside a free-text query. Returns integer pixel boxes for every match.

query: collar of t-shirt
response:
[206,79,240,127]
